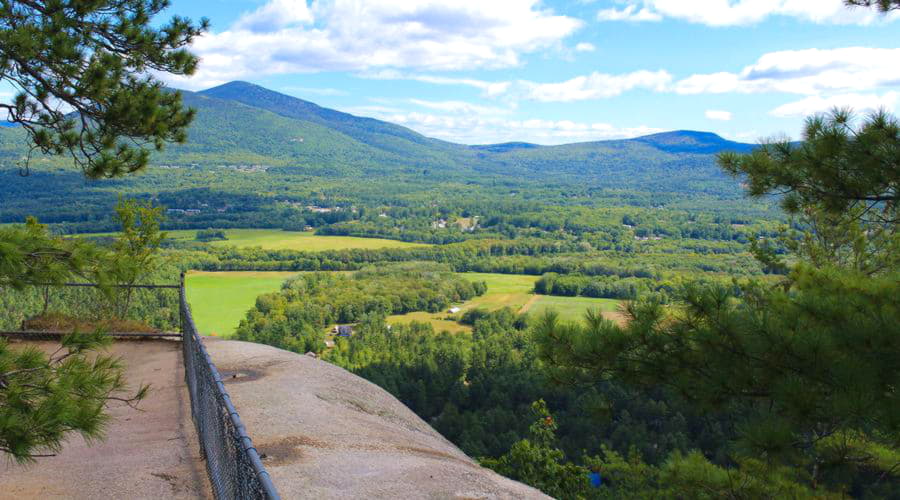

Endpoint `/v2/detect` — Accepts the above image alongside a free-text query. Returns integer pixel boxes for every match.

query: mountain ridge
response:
[196,80,753,154]
[0,81,758,190]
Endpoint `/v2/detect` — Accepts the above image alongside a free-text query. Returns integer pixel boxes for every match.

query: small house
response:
[333,325,354,337]
[448,307,461,314]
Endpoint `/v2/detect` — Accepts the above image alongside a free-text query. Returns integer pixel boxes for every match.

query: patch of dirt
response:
[23,312,159,333]
[396,446,478,467]
[220,368,265,384]
[517,295,540,314]
[258,435,328,466]
[151,472,180,494]
[0,340,210,499]
[602,310,628,326]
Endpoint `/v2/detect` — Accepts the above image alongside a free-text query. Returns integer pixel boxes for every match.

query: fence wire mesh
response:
[0,282,180,333]
[180,276,280,500]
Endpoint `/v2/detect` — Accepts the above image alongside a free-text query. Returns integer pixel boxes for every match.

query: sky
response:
[156,0,900,145]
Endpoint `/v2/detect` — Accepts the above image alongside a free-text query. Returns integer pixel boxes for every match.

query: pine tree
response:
[0,330,149,463]
[531,109,900,493]
[0,0,207,178]
[845,0,900,12]
[0,0,204,461]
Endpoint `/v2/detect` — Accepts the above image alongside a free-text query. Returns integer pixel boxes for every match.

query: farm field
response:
[525,295,622,322]
[186,270,623,337]
[387,272,623,333]
[77,228,429,252]
[185,271,300,336]
[197,229,430,251]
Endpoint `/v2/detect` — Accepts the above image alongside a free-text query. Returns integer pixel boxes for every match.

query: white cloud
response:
[705,110,733,121]
[520,70,672,102]
[166,0,582,89]
[675,47,900,95]
[597,0,899,26]
[361,70,512,97]
[722,130,760,142]
[770,91,900,117]
[408,99,512,115]
[597,5,662,22]
[233,0,314,32]
[360,68,673,102]
[364,109,663,145]
[574,42,597,52]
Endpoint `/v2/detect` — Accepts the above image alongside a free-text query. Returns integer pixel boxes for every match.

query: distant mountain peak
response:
[632,130,754,154]
[202,80,268,93]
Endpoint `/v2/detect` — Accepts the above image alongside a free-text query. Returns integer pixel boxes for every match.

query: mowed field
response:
[186,270,624,337]
[76,228,429,252]
[185,271,300,336]
[387,272,622,333]
[176,228,429,251]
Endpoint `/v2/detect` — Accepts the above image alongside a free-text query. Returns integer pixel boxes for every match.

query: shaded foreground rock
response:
[205,337,550,499]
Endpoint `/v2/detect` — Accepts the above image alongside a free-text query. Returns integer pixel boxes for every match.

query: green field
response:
[79,228,429,252]
[186,270,622,337]
[185,271,300,336]
[387,272,623,333]
[525,295,621,319]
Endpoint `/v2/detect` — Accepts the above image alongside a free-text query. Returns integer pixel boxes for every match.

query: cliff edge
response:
[204,337,549,499]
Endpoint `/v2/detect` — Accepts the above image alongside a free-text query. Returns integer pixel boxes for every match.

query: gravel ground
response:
[204,337,550,500]
[0,339,210,499]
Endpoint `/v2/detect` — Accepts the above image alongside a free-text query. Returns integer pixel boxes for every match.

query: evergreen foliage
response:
[845,0,900,12]
[0,330,148,463]
[0,0,207,177]
[530,111,900,495]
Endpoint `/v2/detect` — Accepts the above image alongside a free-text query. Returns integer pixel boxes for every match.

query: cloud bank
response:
[167,0,582,89]
[596,0,899,26]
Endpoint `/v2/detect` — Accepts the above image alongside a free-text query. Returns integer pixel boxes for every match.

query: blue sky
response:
[159,0,900,145]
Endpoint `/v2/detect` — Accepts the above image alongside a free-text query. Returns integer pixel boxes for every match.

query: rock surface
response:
[205,337,550,500]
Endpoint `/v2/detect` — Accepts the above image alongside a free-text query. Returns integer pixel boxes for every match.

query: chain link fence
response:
[180,275,280,500]
[0,282,181,333]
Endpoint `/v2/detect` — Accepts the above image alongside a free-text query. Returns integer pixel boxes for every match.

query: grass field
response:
[186,270,623,337]
[387,272,623,333]
[199,229,428,251]
[77,228,428,252]
[185,271,299,336]
[525,295,620,318]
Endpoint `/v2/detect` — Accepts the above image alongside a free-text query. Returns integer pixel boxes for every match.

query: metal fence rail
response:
[179,274,280,500]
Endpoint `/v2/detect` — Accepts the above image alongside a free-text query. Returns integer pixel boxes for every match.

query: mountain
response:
[195,81,754,158]
[632,130,755,154]
[200,81,462,154]
[0,81,756,188]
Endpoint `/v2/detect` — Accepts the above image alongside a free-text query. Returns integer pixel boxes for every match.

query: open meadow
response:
[387,272,623,333]
[186,229,429,251]
[185,271,300,336]
[78,228,429,252]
